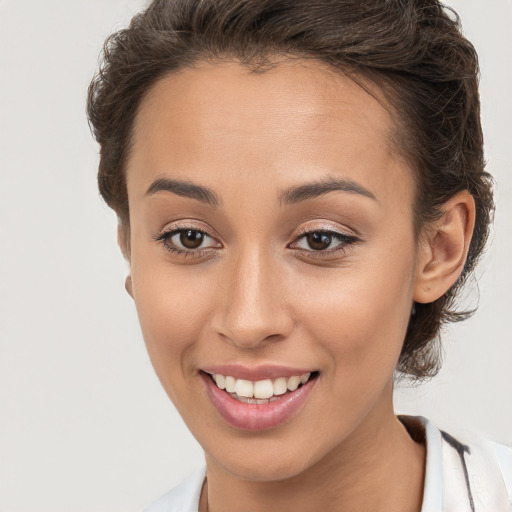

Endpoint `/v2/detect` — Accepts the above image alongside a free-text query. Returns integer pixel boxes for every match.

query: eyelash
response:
[290,227,360,258]
[153,226,219,258]
[153,225,360,259]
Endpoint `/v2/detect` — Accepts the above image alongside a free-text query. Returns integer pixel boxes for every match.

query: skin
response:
[121,60,475,512]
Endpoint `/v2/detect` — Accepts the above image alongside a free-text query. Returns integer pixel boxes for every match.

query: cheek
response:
[130,258,218,398]
[295,245,415,379]
[287,253,415,437]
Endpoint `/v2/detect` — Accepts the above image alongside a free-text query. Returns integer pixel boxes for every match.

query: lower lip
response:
[201,372,317,431]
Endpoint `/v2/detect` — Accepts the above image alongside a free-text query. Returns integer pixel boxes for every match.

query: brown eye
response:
[154,227,220,256]
[290,228,360,256]
[180,230,204,249]
[306,232,333,250]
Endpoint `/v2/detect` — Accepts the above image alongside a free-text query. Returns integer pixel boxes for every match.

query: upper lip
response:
[200,364,316,381]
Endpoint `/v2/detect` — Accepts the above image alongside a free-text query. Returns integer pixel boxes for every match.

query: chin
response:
[216,455,313,483]
[203,432,332,483]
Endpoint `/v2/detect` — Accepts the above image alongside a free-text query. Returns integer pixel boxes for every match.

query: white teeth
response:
[287,375,301,392]
[214,374,226,390]
[225,376,236,393]
[273,377,288,396]
[253,379,274,399]
[235,379,254,398]
[210,372,314,399]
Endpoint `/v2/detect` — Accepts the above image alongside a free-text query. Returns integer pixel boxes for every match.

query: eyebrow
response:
[279,177,377,205]
[146,177,221,207]
[145,175,377,207]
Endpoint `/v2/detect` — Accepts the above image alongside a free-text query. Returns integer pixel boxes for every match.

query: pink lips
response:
[200,366,317,431]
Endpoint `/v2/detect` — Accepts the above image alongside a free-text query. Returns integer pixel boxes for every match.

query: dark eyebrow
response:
[145,177,221,207]
[279,177,377,205]
[146,176,376,208]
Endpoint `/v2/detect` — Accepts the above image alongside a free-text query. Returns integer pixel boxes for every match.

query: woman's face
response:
[125,60,421,480]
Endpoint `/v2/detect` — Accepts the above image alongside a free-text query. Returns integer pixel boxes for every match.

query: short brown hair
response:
[87,0,494,380]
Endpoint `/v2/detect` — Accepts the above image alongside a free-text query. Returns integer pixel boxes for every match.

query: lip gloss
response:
[201,371,317,431]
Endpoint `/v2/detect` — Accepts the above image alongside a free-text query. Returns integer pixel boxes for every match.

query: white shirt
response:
[144,416,512,512]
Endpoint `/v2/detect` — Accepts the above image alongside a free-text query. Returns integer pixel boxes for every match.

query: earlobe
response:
[125,274,134,298]
[413,191,476,304]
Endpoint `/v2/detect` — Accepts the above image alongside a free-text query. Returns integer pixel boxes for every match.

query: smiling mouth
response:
[203,371,319,404]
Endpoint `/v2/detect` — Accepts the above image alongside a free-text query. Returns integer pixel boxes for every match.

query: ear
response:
[117,222,130,262]
[117,223,134,299]
[413,191,476,304]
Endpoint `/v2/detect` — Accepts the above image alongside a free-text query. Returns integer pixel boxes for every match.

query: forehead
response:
[126,59,413,209]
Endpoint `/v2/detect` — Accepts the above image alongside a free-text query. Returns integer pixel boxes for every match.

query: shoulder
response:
[401,415,512,512]
[440,426,512,511]
[143,466,206,512]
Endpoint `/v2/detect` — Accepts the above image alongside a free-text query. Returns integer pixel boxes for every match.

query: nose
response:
[211,248,294,349]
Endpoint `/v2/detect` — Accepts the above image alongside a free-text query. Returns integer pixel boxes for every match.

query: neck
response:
[202,393,425,512]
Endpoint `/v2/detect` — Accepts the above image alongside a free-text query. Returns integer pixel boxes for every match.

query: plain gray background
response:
[0,1,510,510]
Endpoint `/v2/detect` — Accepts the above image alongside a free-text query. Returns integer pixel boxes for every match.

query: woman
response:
[87,0,511,510]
